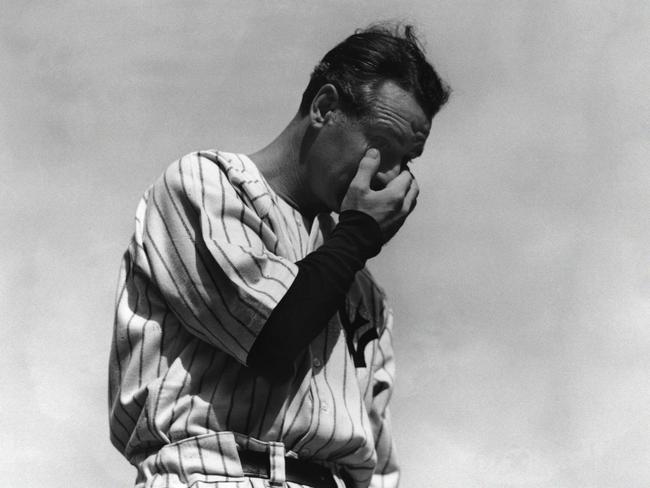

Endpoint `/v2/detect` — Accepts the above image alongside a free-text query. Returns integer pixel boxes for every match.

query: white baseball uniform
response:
[109,150,398,488]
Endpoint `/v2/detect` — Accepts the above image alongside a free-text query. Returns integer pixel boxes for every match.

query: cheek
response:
[314,161,359,209]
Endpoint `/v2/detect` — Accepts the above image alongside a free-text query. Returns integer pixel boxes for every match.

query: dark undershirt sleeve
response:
[247,210,383,379]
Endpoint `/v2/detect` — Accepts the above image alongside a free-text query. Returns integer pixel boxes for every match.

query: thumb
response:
[349,148,381,190]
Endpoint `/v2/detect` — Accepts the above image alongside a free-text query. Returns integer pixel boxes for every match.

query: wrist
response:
[336,210,383,258]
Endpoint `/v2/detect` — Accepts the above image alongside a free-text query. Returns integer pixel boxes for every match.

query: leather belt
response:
[238,450,337,488]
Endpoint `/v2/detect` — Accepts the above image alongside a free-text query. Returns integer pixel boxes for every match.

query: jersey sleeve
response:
[141,152,298,365]
[369,306,400,488]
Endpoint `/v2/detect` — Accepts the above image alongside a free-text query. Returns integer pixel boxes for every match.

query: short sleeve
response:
[141,151,298,364]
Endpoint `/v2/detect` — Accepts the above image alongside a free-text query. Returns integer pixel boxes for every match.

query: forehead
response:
[363,81,431,145]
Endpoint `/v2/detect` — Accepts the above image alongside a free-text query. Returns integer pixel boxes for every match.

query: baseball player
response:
[109,24,449,488]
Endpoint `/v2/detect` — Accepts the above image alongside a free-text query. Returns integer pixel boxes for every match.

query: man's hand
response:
[340,148,419,243]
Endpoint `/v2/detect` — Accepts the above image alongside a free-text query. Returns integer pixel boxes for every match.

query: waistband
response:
[136,432,347,487]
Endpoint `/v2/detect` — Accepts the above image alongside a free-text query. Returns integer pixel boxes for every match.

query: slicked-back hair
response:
[299,23,450,121]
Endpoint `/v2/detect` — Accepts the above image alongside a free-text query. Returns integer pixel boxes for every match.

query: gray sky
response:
[1,1,650,486]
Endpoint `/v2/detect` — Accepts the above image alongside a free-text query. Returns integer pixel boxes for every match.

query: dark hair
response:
[299,23,450,120]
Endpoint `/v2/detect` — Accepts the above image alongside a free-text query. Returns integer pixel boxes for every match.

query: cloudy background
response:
[2,1,649,486]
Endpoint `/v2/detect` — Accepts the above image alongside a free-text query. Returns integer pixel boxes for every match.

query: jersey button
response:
[321,401,329,412]
[312,357,322,368]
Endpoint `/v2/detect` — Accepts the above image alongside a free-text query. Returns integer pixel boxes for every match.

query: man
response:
[109,24,449,488]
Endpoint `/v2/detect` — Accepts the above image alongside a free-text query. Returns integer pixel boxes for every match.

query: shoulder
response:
[149,149,277,222]
[151,150,253,204]
[159,150,225,189]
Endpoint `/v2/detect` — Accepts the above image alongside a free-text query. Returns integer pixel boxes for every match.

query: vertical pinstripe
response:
[109,151,399,488]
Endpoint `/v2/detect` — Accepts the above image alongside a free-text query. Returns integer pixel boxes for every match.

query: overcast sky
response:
[1,1,650,487]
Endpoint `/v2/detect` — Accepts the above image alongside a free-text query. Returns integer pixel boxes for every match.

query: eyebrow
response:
[369,119,428,159]
[388,126,427,157]
[386,125,407,144]
[387,122,429,145]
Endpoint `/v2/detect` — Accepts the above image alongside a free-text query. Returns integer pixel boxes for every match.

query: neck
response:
[248,114,322,221]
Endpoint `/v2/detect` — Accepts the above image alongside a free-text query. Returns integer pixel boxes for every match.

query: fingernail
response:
[367,148,379,158]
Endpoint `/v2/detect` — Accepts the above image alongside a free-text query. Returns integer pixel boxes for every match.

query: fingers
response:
[383,169,418,212]
[349,148,381,190]
[383,167,413,197]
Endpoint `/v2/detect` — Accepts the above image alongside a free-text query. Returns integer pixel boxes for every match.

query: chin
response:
[332,196,345,214]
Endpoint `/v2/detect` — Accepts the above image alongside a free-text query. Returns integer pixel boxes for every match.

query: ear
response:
[309,84,340,128]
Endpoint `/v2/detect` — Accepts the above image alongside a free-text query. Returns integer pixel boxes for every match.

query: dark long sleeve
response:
[247,210,382,378]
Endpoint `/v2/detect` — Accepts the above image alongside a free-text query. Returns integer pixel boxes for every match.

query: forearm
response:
[247,210,382,377]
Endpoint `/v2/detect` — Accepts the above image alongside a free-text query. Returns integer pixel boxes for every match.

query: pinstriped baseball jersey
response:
[109,150,398,488]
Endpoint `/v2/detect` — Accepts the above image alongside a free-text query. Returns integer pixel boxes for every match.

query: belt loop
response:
[268,442,286,487]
